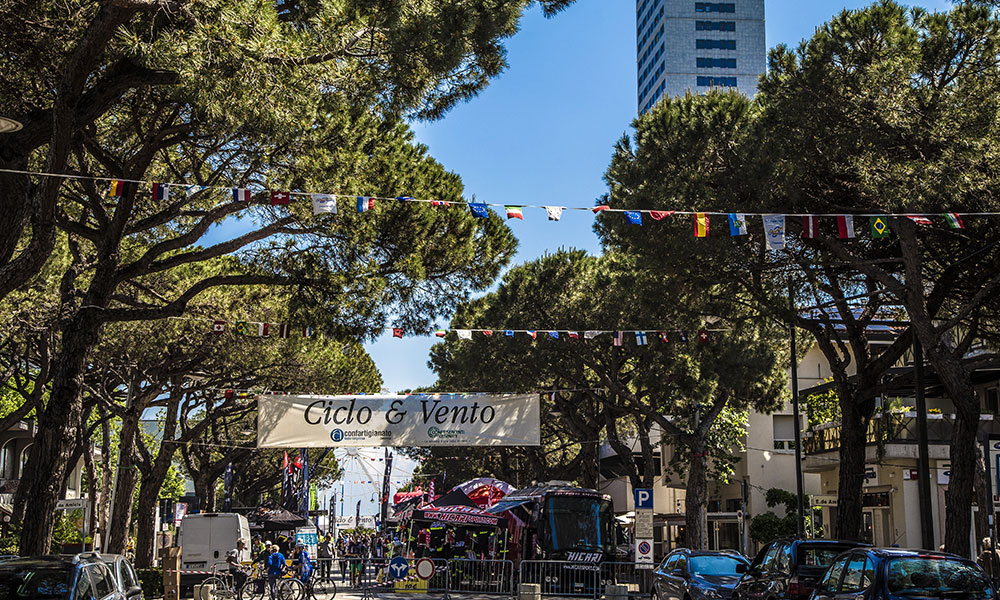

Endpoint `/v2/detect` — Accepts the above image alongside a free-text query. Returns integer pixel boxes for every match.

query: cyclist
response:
[265,544,286,600]
[294,543,313,586]
[226,538,250,600]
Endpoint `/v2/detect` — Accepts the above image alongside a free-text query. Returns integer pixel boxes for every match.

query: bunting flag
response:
[526,330,537,339]
[152,183,169,202]
[435,329,448,337]
[430,200,448,207]
[545,206,563,221]
[235,321,250,335]
[396,196,415,202]
[568,332,579,339]
[658,331,669,343]
[505,206,523,220]
[728,213,747,236]
[635,331,648,346]
[311,194,337,215]
[258,322,269,337]
[584,331,601,339]
[907,215,932,226]
[482,330,493,336]
[469,203,490,218]
[212,320,226,335]
[504,330,515,337]
[802,215,820,238]
[392,328,403,338]
[698,329,710,343]
[694,213,709,237]
[836,215,856,239]
[593,205,610,213]
[357,196,375,212]
[763,214,786,250]
[625,211,642,226]
[649,210,675,221]
[270,191,290,206]
[944,213,965,229]
[677,331,689,342]
[871,216,889,238]
[548,331,559,339]
[613,331,624,346]
[303,326,315,338]
[457,330,472,340]
[233,188,252,203]
[186,185,206,197]
[109,180,126,197]
[279,323,291,338]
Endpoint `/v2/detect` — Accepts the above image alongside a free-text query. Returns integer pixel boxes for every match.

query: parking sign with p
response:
[634,488,653,510]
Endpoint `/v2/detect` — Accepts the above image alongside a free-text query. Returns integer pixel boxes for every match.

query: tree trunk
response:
[946,407,979,557]
[108,409,142,553]
[135,474,164,568]
[99,407,114,547]
[834,396,870,541]
[685,437,708,550]
[14,314,100,554]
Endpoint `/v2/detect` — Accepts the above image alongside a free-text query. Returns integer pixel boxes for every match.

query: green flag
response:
[235,320,249,335]
[870,216,889,238]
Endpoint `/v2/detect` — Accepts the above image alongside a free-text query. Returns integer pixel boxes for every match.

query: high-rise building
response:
[637,0,766,114]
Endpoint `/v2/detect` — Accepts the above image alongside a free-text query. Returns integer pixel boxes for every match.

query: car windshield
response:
[798,546,856,568]
[690,556,747,577]
[888,557,993,598]
[0,567,74,600]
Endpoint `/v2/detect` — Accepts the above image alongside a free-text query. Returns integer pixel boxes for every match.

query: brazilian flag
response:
[870,216,889,239]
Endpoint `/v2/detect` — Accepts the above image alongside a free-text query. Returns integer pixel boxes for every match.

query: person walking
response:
[317,533,333,581]
[265,544,286,600]
[978,538,1000,582]
[336,537,348,583]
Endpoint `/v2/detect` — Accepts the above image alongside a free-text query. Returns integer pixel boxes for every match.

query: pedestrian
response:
[978,538,1000,580]
[318,532,333,580]
[266,544,286,600]
[226,539,250,600]
[416,527,430,558]
[337,536,348,582]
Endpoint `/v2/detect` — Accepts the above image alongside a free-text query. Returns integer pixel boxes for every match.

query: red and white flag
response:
[836,215,856,239]
[212,320,226,335]
[802,215,820,238]
[270,190,290,206]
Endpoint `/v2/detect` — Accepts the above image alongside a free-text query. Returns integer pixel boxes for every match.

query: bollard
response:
[518,582,541,600]
[605,583,629,600]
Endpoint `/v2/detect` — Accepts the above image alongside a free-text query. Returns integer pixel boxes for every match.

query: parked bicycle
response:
[276,572,337,600]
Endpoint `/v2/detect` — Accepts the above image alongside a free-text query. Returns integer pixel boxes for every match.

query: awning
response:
[485,499,530,514]
[411,505,505,528]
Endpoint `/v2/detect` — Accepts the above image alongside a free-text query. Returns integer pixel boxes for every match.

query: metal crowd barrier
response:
[447,559,515,595]
[602,562,653,597]
[519,559,604,598]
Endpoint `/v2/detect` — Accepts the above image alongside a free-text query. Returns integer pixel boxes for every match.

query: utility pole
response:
[914,339,935,550]
[789,287,806,537]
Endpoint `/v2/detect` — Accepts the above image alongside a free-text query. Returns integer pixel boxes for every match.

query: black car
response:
[98,554,144,600]
[810,548,994,600]
[653,549,751,600]
[0,554,125,600]
[734,539,871,600]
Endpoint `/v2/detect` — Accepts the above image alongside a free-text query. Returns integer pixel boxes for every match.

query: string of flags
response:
[0,168,982,244]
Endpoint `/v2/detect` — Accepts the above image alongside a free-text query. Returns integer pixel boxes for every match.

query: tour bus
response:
[488,482,615,594]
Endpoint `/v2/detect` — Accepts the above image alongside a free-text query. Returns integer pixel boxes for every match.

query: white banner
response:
[257,393,540,447]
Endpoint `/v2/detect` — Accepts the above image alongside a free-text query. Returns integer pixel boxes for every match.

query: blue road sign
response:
[634,488,653,510]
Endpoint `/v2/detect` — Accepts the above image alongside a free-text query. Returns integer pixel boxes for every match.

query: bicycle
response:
[276,571,337,600]
[202,569,237,600]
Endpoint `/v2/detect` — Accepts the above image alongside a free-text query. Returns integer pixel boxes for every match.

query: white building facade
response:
[637,0,767,113]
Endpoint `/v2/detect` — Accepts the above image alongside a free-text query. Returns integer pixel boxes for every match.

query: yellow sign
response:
[394,579,428,593]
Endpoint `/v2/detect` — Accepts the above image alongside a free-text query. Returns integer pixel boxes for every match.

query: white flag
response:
[311,194,337,215]
[457,330,472,340]
[544,206,563,221]
[762,214,786,250]
[583,331,601,339]
[186,185,206,198]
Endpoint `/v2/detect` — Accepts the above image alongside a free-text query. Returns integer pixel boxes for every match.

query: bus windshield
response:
[545,495,612,552]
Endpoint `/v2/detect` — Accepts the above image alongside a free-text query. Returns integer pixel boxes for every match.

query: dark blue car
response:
[653,549,750,600]
[809,548,994,600]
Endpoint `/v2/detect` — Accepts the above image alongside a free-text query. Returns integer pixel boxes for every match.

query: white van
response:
[178,513,250,579]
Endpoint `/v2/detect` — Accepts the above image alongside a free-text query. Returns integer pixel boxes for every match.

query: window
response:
[74,569,95,600]
[697,57,737,69]
[86,565,115,600]
[840,555,871,592]
[760,543,780,574]
[664,555,679,571]
[675,554,688,573]
[987,387,998,414]
[820,555,849,592]
[695,2,736,12]
[774,544,792,574]
[696,39,736,50]
[773,415,797,449]
[697,76,738,87]
[696,21,736,31]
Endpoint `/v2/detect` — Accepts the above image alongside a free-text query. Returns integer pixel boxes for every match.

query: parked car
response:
[810,548,994,600]
[653,549,751,600]
[734,539,871,600]
[0,554,125,600]
[99,554,144,600]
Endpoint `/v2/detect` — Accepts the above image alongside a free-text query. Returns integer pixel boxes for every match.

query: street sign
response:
[389,556,409,579]
[634,488,654,569]
[56,499,87,511]
[634,488,653,510]
[414,558,435,580]
[636,539,654,569]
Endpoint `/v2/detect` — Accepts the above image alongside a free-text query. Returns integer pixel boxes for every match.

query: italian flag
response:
[505,206,523,220]
[944,213,965,229]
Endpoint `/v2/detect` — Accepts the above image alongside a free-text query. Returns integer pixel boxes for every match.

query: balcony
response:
[803,412,957,456]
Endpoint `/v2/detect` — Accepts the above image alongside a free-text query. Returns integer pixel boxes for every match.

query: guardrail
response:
[448,559,514,595]
[603,562,652,597]
[519,559,605,598]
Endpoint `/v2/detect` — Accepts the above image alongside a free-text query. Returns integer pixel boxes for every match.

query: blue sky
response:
[364,0,953,396]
